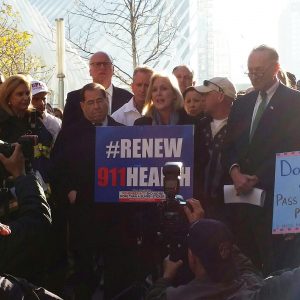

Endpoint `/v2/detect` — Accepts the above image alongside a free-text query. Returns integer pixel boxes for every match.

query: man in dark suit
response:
[51,82,126,299]
[62,51,132,129]
[223,45,300,275]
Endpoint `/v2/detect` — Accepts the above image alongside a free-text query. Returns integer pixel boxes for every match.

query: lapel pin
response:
[270,106,274,110]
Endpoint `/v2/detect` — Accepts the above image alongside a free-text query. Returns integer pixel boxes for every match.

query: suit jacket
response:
[62,85,132,129]
[50,115,123,200]
[223,83,300,197]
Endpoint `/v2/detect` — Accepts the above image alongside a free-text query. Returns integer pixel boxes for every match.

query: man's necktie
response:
[249,91,268,141]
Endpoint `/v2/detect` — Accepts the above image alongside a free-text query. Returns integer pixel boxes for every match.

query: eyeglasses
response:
[245,63,274,78]
[203,80,224,93]
[84,97,107,106]
[89,61,113,68]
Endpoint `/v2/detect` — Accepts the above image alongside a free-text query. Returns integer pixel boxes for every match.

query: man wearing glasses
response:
[62,51,132,129]
[223,45,300,275]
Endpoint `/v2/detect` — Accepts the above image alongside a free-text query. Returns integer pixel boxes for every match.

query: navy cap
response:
[187,219,238,282]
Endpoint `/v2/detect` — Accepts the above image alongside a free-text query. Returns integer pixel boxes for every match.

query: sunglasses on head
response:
[203,80,224,93]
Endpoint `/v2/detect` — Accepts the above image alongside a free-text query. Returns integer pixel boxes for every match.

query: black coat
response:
[0,175,51,282]
[134,109,207,199]
[51,115,123,201]
[62,85,132,129]
[222,84,300,274]
[223,83,300,200]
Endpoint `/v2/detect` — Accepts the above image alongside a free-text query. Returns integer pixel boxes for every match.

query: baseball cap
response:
[194,77,236,99]
[187,219,238,283]
[31,80,49,96]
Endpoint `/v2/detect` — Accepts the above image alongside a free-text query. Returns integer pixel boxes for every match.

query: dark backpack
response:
[0,274,63,300]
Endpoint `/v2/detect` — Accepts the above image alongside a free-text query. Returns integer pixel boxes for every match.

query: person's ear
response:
[274,63,280,78]
[219,93,225,103]
[80,101,84,111]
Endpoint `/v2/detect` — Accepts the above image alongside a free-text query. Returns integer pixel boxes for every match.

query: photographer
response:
[146,200,300,300]
[0,143,51,282]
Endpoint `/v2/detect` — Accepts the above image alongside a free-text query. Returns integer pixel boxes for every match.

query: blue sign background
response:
[273,152,300,234]
[94,125,194,203]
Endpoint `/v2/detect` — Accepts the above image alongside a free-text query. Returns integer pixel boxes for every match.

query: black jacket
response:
[51,115,123,200]
[134,109,207,199]
[0,175,51,281]
[223,84,300,198]
[62,85,132,129]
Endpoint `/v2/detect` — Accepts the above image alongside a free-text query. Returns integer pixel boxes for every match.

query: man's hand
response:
[0,143,25,179]
[230,167,258,195]
[0,223,11,236]
[163,256,183,281]
[184,198,205,224]
[68,190,77,204]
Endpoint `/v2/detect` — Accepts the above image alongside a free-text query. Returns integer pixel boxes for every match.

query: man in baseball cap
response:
[194,77,236,221]
[195,77,236,99]
[31,80,61,142]
[146,200,300,300]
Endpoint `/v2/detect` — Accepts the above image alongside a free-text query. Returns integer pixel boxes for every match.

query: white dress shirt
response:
[106,83,113,115]
[111,97,142,126]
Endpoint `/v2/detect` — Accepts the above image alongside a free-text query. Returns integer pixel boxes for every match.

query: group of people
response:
[1,44,300,300]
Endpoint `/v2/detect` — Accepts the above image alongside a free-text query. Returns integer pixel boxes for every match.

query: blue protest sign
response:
[94,125,194,203]
[273,152,300,234]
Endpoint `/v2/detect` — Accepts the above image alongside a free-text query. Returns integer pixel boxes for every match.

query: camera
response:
[162,162,190,262]
[0,135,37,184]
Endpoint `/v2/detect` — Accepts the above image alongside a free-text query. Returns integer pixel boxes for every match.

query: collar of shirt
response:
[250,79,280,137]
[210,118,228,138]
[106,83,113,97]
[92,116,108,126]
[123,97,139,113]
[260,79,280,105]
[106,83,113,115]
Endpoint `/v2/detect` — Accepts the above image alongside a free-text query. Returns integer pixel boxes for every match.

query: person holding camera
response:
[146,199,300,300]
[0,143,51,283]
[0,75,55,198]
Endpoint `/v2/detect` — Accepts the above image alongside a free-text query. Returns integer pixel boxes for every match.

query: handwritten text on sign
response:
[273,152,300,234]
[94,126,194,203]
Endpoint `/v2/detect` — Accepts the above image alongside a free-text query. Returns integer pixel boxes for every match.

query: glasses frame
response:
[89,61,113,68]
[245,63,274,78]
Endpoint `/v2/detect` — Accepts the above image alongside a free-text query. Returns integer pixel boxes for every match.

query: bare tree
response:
[66,0,177,84]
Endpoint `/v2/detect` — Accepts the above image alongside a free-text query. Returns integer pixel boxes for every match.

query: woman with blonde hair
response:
[135,72,191,125]
[0,74,54,198]
[134,76,206,208]
[0,74,34,142]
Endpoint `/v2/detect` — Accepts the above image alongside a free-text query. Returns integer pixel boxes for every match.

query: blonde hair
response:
[0,74,31,116]
[142,73,183,117]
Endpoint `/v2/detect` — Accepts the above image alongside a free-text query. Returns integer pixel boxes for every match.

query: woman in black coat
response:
[134,72,206,199]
